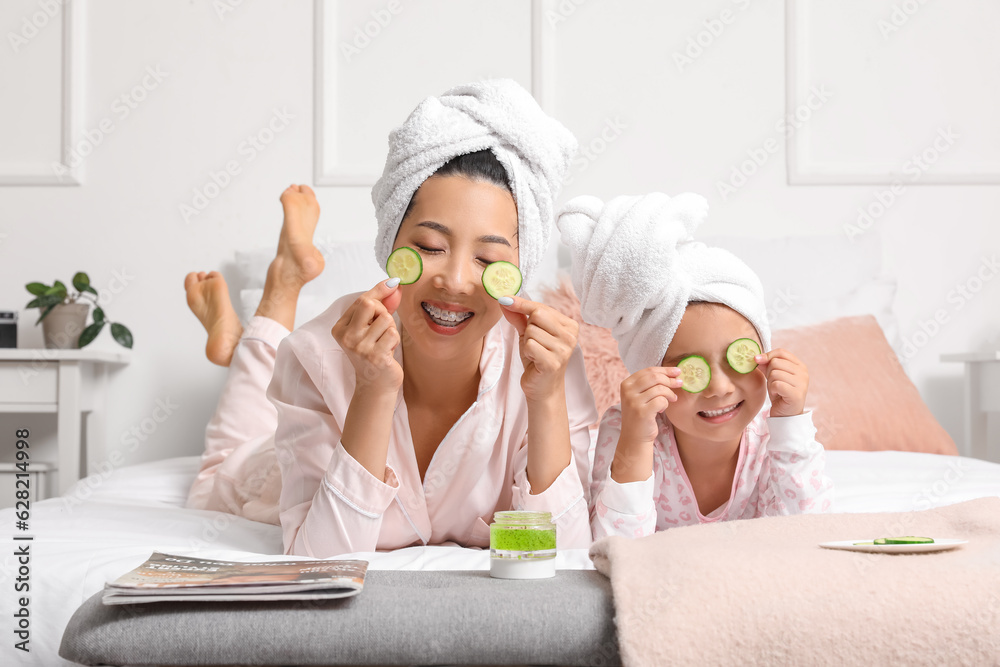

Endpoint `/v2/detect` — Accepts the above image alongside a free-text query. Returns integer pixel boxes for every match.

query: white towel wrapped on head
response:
[557,193,771,374]
[372,79,577,284]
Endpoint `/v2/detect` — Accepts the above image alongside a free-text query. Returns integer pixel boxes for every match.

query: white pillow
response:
[235,240,386,295]
[235,240,387,327]
[767,278,899,348]
[238,289,337,329]
[701,233,899,347]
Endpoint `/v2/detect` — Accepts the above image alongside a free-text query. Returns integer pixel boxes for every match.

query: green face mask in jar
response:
[489,510,557,579]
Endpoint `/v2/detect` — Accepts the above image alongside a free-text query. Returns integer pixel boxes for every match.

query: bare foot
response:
[273,184,324,287]
[255,185,325,329]
[184,271,244,367]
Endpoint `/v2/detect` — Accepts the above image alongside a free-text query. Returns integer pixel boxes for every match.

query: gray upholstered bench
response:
[60,570,621,666]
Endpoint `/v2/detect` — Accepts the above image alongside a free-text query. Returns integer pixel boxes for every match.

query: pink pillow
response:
[772,315,958,454]
[540,277,628,427]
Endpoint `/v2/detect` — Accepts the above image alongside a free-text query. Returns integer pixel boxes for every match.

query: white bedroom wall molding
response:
[0,0,83,186]
[531,0,555,115]
[785,0,1000,185]
[312,0,372,187]
[313,0,547,187]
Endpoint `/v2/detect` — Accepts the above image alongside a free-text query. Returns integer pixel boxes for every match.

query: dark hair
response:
[401,149,514,222]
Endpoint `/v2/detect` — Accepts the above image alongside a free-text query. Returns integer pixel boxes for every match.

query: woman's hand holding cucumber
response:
[331,279,404,393]
[498,295,580,494]
[498,296,579,402]
[332,279,405,481]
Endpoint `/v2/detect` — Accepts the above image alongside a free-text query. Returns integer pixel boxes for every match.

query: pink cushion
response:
[540,277,628,427]
[771,315,958,454]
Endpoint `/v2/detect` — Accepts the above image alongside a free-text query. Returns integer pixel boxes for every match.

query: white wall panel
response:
[0,0,82,185]
[314,0,534,185]
[787,0,1000,184]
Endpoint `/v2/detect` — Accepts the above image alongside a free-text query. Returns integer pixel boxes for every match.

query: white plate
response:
[819,538,968,554]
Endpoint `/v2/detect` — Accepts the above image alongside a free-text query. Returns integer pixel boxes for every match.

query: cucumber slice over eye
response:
[482,261,522,299]
[677,355,711,393]
[873,536,935,545]
[386,247,422,285]
[726,338,761,374]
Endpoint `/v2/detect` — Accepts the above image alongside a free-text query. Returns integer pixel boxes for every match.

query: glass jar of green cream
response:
[489,510,557,579]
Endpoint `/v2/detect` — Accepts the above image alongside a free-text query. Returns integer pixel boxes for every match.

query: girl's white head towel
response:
[372,79,577,284]
[557,193,771,374]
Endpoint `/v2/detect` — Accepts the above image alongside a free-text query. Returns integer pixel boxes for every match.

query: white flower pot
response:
[42,303,90,349]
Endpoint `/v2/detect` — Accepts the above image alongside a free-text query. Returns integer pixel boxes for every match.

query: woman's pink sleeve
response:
[267,334,400,557]
[510,345,598,548]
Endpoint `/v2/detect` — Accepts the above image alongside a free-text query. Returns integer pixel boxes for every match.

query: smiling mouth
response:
[698,401,743,418]
[422,303,474,328]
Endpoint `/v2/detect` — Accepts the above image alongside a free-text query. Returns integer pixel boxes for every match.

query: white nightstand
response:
[940,351,1000,462]
[0,348,131,496]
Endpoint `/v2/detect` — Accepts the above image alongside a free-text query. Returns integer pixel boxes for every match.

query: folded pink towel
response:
[590,497,1000,666]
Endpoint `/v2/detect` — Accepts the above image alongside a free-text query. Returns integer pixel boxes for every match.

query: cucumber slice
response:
[726,338,761,373]
[482,261,522,299]
[386,247,422,285]
[677,355,711,393]
[874,536,934,545]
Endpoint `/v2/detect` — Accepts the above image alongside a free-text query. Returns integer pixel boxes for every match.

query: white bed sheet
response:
[3,451,998,666]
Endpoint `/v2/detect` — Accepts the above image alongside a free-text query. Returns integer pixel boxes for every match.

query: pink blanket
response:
[590,497,1000,666]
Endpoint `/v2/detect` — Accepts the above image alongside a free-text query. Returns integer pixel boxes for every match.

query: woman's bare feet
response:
[184,271,244,366]
[254,185,325,329]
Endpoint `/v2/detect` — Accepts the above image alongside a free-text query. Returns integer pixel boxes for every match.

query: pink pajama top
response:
[590,405,834,540]
[269,293,599,558]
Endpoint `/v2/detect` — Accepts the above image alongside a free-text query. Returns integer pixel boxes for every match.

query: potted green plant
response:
[25,272,133,349]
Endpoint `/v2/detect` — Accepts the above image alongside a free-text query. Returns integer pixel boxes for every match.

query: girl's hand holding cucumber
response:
[611,367,683,483]
[753,348,809,418]
[331,278,404,393]
[619,367,684,444]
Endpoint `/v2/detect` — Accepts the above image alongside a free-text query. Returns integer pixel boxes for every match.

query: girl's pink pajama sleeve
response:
[758,411,835,516]
[589,405,659,540]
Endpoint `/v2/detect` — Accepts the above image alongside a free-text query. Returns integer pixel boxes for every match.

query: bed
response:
[1,447,996,666]
[7,234,1000,666]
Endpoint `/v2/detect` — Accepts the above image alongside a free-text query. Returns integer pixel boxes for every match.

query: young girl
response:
[184,79,598,557]
[556,192,834,539]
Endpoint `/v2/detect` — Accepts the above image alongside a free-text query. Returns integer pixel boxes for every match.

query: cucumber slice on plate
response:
[677,355,711,393]
[726,338,761,373]
[482,261,522,299]
[873,536,935,545]
[386,247,422,285]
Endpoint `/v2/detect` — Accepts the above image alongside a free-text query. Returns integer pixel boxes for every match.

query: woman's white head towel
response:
[557,193,771,374]
[372,79,577,284]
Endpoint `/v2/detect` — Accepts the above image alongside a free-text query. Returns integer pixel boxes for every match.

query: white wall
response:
[0,0,997,479]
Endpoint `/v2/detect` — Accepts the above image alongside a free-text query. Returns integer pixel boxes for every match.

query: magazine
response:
[102,551,368,605]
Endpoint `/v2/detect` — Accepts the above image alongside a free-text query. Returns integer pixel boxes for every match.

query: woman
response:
[185,80,598,557]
